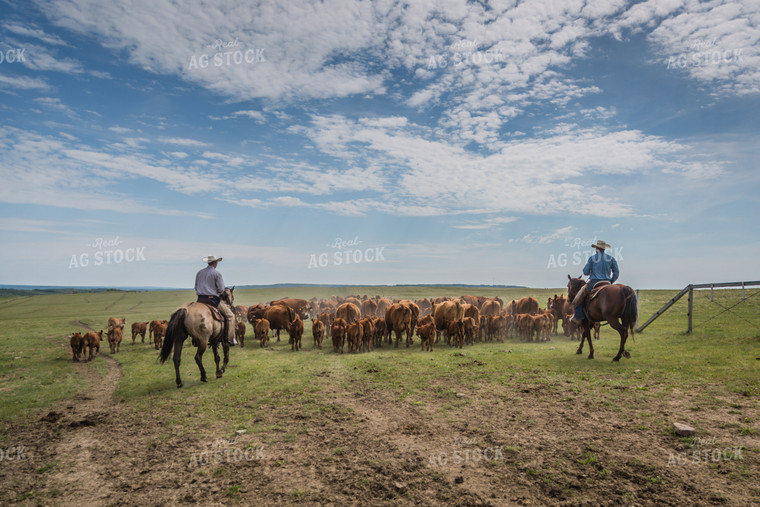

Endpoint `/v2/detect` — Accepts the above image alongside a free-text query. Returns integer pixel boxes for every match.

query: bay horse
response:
[159,288,234,388]
[566,276,637,361]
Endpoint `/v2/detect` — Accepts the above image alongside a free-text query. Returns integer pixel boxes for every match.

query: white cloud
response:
[0,74,50,90]
[156,137,211,147]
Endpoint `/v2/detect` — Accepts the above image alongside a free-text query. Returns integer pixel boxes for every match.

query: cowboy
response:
[194,255,236,346]
[569,240,619,325]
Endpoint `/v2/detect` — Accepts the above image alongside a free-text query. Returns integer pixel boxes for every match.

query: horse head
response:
[222,286,235,306]
[566,275,584,302]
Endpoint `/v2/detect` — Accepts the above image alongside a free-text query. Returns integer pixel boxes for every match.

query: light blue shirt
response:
[583,250,619,283]
[194,265,226,296]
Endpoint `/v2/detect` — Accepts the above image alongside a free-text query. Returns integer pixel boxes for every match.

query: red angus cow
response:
[82,331,102,361]
[235,321,247,347]
[70,332,84,361]
[311,318,325,349]
[417,322,436,351]
[289,317,304,351]
[255,318,270,347]
[331,318,347,353]
[131,322,147,344]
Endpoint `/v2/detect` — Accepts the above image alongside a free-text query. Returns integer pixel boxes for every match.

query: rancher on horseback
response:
[195,255,236,346]
[569,240,619,325]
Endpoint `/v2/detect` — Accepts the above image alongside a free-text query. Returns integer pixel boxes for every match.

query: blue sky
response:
[0,0,758,289]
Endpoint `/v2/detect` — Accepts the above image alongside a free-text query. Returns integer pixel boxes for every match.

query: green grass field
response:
[0,286,758,504]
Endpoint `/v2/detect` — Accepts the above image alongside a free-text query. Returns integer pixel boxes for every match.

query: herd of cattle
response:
[69,293,601,361]
[69,318,168,362]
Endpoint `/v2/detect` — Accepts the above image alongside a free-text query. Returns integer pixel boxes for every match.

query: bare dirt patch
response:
[1,358,758,505]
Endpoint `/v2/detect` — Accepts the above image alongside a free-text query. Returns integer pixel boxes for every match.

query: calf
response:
[331,318,347,353]
[463,317,478,346]
[131,322,147,344]
[311,319,325,349]
[289,316,304,351]
[346,321,364,353]
[417,322,436,351]
[447,320,465,348]
[107,326,123,353]
[254,318,270,348]
[359,318,374,352]
[371,318,386,348]
[153,322,168,350]
[235,321,247,348]
[82,331,102,361]
[70,332,84,361]
[149,319,167,345]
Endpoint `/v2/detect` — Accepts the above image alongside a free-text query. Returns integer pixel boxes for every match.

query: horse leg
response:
[608,318,628,362]
[576,324,586,355]
[222,341,229,373]
[173,338,185,388]
[195,341,207,383]
[586,323,594,359]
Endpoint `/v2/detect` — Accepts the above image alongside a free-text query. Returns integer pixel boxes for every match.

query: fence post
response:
[742,282,745,301]
[687,285,693,333]
[635,290,640,328]
[710,284,714,302]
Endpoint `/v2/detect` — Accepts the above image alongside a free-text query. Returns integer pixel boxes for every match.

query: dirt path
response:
[42,354,123,505]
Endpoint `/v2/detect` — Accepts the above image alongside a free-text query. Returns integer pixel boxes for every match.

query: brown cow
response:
[359,318,375,352]
[234,305,249,322]
[415,298,433,316]
[248,304,296,342]
[336,302,361,324]
[547,295,569,335]
[289,317,304,351]
[417,314,434,328]
[331,318,347,353]
[311,319,325,349]
[515,297,539,315]
[460,295,486,309]
[386,303,412,348]
[148,320,167,344]
[346,321,363,353]
[70,332,84,361]
[462,303,480,323]
[360,299,378,318]
[271,298,311,319]
[107,317,126,331]
[235,321,246,347]
[433,300,464,344]
[131,322,147,344]
[480,299,501,317]
[398,299,420,343]
[107,326,122,353]
[417,322,436,351]
[375,298,393,319]
[371,318,386,348]
[448,320,465,348]
[153,321,167,350]
[255,318,270,347]
[463,317,478,345]
[82,331,102,361]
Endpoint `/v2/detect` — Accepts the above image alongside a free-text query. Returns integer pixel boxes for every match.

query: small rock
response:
[456,393,466,398]
[236,429,246,435]
[673,422,696,436]
[454,476,464,484]
[394,481,406,491]
[634,369,641,373]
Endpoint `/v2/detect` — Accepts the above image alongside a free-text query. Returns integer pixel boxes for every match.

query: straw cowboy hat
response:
[202,255,223,264]
[590,240,611,250]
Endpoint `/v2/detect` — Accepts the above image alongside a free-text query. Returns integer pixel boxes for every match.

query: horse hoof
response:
[623,350,631,358]
[200,377,207,383]
[587,354,594,360]
[612,356,621,362]
[177,383,183,388]
[216,373,222,379]
[576,349,583,355]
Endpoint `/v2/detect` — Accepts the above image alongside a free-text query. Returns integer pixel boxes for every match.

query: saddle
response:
[200,303,224,322]
[588,281,611,302]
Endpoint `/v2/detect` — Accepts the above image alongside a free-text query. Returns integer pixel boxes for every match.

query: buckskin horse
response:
[159,287,234,388]
[566,276,637,361]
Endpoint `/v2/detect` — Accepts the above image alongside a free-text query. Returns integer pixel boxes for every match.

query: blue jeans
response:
[573,279,605,321]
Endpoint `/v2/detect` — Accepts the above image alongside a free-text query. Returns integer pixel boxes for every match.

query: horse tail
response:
[159,308,187,363]
[621,286,638,338]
